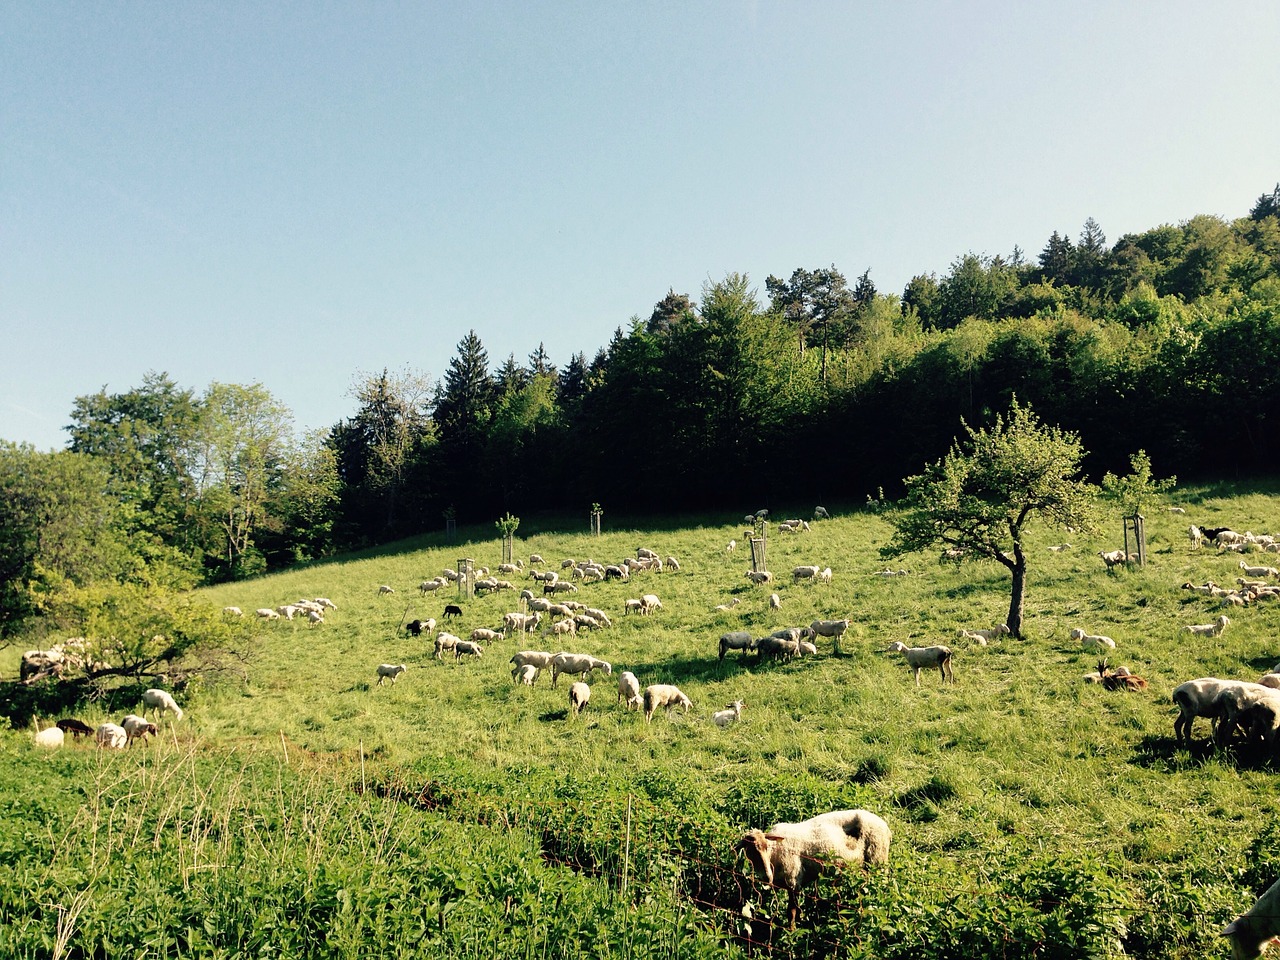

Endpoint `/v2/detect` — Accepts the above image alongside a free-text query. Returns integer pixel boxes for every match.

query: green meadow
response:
[5,488,1280,959]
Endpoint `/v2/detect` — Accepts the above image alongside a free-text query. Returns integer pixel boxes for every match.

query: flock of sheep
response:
[33,688,183,750]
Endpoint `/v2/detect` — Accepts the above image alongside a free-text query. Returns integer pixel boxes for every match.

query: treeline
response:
[2,185,1278,631]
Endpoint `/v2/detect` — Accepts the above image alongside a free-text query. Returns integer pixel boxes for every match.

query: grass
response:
[5,487,1280,957]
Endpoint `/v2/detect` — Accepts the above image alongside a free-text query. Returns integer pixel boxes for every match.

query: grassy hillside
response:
[5,489,1280,958]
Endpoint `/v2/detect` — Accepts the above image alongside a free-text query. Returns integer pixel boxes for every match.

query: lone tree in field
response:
[881,399,1096,638]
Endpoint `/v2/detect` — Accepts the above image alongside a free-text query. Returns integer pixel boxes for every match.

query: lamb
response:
[769,593,782,610]
[34,725,65,748]
[569,681,591,716]
[503,611,542,634]
[738,809,891,928]
[797,640,819,657]
[550,652,612,686]
[1240,561,1279,578]
[453,640,483,661]
[744,570,773,585]
[405,618,436,637]
[141,688,184,722]
[884,641,954,686]
[276,604,299,620]
[756,635,801,662]
[433,632,462,659]
[56,718,94,739]
[1069,627,1116,651]
[872,568,905,577]
[623,598,644,615]
[617,671,642,710]
[1184,614,1231,637]
[221,606,243,616]
[256,608,280,620]
[121,714,158,745]
[712,700,744,727]
[96,723,128,749]
[718,631,756,660]
[378,585,396,594]
[549,618,577,638]
[1188,525,1204,550]
[1182,581,1219,595]
[643,684,692,722]
[792,565,821,583]
[726,540,736,552]
[1098,549,1132,568]
[1212,682,1280,747]
[513,663,539,685]
[307,610,325,625]
[530,569,559,584]
[1047,543,1072,553]
[639,594,662,614]
[1223,875,1280,960]
[471,628,504,644]
[528,554,543,564]
[957,624,1009,643]
[376,663,407,685]
[714,598,742,612]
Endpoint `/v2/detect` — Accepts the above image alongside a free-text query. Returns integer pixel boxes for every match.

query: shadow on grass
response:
[0,677,150,729]
[621,653,825,685]
[1130,732,1279,772]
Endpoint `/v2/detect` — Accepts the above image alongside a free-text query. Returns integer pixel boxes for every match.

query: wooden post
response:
[457,558,475,599]
[502,534,513,565]
[750,518,767,572]
[590,505,603,537]
[1123,513,1146,567]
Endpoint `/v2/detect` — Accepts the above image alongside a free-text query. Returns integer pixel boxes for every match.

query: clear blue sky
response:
[3,2,1278,450]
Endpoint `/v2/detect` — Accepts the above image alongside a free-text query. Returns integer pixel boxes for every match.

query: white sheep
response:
[1047,543,1072,552]
[1171,677,1252,745]
[617,671,642,710]
[744,570,773,585]
[471,627,504,644]
[96,723,128,750]
[419,578,445,594]
[1098,549,1132,568]
[378,584,396,594]
[884,641,954,686]
[664,556,680,572]
[376,663,407,685]
[769,593,782,610]
[809,619,850,647]
[1240,561,1279,578]
[639,594,662,614]
[957,624,1009,643]
[256,608,280,620]
[797,640,818,657]
[643,684,692,722]
[1188,525,1204,550]
[714,598,742,612]
[433,632,461,659]
[1223,876,1280,959]
[718,631,756,660]
[550,652,612,687]
[141,688,184,722]
[307,610,325,625]
[512,663,539,685]
[510,650,555,674]
[33,726,65,749]
[1184,614,1231,637]
[712,700,744,727]
[221,606,243,617]
[569,681,591,716]
[314,598,337,611]
[1069,627,1116,651]
[726,540,736,552]
[792,565,821,583]
[276,604,299,620]
[121,714,158,746]
[738,809,891,928]
[528,554,543,564]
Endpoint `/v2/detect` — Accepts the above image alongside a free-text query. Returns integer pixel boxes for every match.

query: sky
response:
[3,2,1278,451]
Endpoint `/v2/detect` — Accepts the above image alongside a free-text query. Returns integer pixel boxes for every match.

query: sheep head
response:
[738,830,775,885]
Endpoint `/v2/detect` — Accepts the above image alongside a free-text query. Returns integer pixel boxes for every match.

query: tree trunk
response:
[1007,558,1027,637]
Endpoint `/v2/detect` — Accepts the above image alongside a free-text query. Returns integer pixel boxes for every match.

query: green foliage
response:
[495,512,521,538]
[1102,450,1177,517]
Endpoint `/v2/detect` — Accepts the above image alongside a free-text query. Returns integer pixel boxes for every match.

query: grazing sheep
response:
[307,610,325,625]
[121,714,158,746]
[744,570,774,585]
[419,578,445,594]
[1172,678,1252,746]
[1047,544,1072,553]
[756,635,801,662]
[1216,530,1246,547]
[884,641,954,686]
[34,726,65,748]
[569,681,591,716]
[549,618,577,638]
[405,618,436,637]
[256,608,280,620]
[797,640,819,657]
[378,585,396,595]
[471,627,504,644]
[443,603,463,619]
[222,606,243,617]
[739,809,891,928]
[769,593,782,610]
[1069,627,1116,651]
[453,640,483,661]
[550,652,612,687]
[718,631,757,660]
[141,689,184,722]
[376,663,407,685]
[639,594,662,614]
[1223,876,1280,960]
[643,684,692,723]
[792,565,821,583]
[1184,614,1231,637]
[513,663,539,685]
[726,540,736,552]
[712,700,744,727]
[714,598,742,612]
[56,718,94,739]
[623,598,644,615]
[1098,549,1132,568]
[510,650,555,673]
[433,632,461,659]
[664,556,680,571]
[617,671,642,710]
[814,506,830,519]
[503,611,542,635]
[1213,683,1280,747]
[544,581,579,596]
[96,723,128,750]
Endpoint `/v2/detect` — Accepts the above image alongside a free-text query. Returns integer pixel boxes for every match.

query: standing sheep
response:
[884,641,954,686]
[738,809,891,928]
[376,663,407,685]
[643,684,692,723]
[617,671,642,710]
[141,689,184,722]
[569,681,591,716]
[1223,876,1280,960]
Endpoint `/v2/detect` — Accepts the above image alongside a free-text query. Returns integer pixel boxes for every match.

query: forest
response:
[3,184,1279,638]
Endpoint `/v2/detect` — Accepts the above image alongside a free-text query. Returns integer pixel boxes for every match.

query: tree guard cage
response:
[457,558,475,600]
[591,506,603,537]
[750,520,767,573]
[1123,514,1146,567]
[501,534,513,565]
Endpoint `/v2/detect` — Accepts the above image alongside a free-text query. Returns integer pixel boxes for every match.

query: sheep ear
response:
[1220,920,1239,936]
